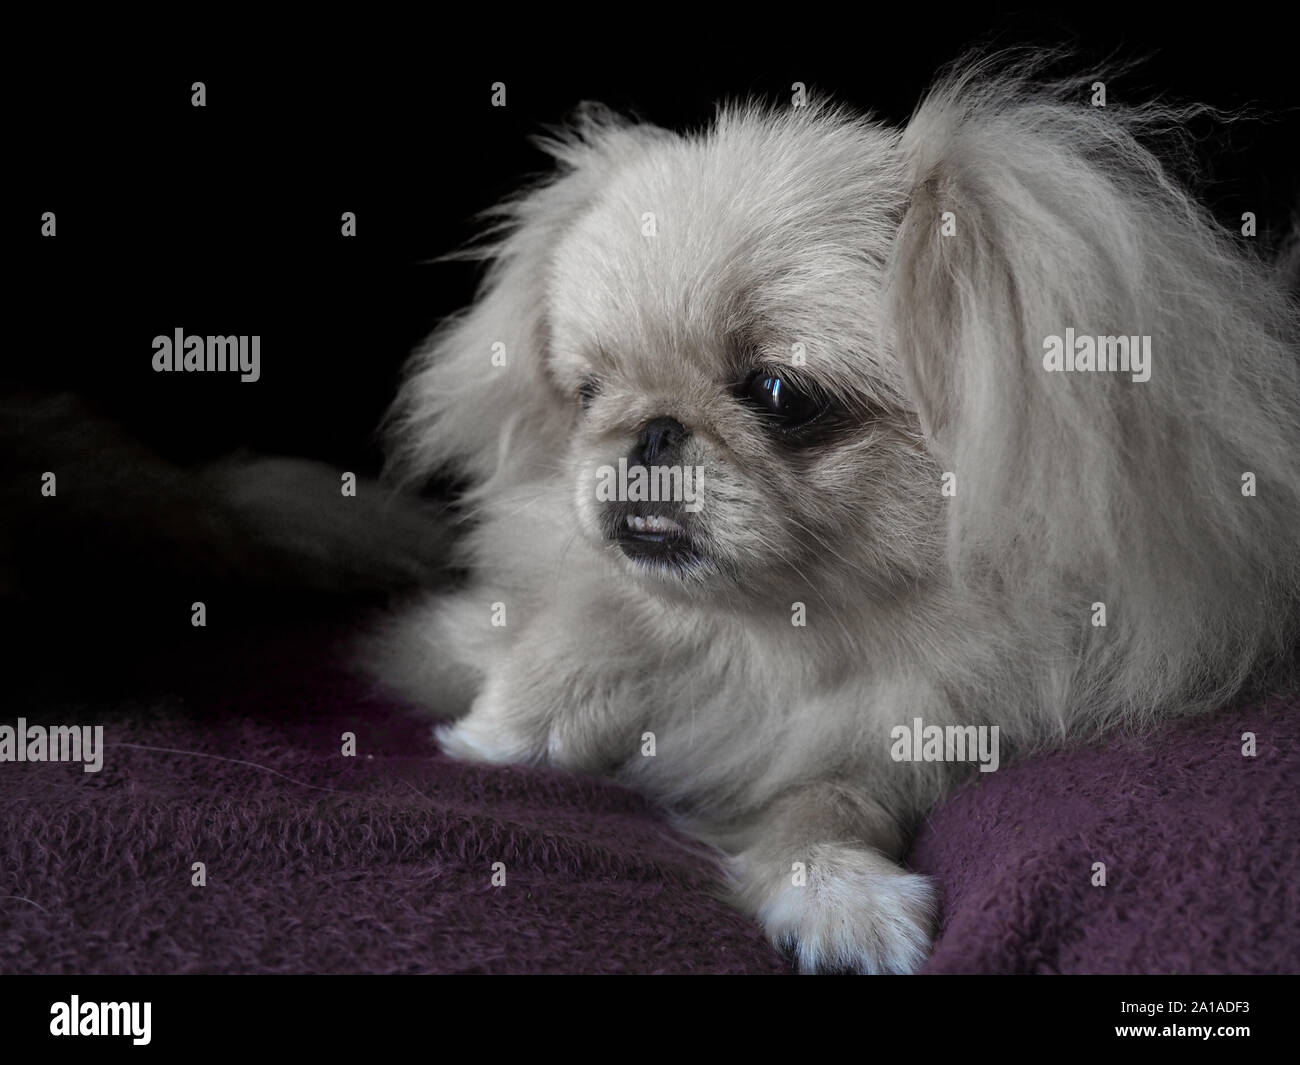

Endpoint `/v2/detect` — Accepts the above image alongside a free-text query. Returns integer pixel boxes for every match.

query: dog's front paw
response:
[748,843,937,974]
[434,688,536,765]
[434,719,519,764]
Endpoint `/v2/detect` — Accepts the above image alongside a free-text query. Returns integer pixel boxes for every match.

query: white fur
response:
[363,52,1300,973]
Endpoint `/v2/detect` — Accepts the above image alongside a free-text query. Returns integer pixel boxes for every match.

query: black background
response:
[14,14,1300,476]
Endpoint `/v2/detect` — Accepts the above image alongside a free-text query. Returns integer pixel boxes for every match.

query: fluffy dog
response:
[364,52,1300,973]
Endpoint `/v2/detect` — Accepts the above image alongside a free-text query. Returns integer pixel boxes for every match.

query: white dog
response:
[363,52,1300,973]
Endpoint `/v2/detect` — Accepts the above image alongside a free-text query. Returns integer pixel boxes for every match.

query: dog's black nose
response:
[629,416,688,466]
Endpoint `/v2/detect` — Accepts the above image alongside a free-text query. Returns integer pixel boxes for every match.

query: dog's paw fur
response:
[433,682,539,765]
[746,843,937,974]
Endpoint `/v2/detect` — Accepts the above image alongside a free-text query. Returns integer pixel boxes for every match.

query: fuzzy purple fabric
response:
[2,619,1295,974]
[911,692,1300,975]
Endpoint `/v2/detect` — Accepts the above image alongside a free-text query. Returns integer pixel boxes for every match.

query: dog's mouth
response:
[605,507,702,569]
[621,513,685,541]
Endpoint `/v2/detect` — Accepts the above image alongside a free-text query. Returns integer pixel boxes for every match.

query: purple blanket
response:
[3,619,1296,974]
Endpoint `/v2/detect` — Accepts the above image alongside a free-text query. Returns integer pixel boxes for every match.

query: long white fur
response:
[365,51,1300,974]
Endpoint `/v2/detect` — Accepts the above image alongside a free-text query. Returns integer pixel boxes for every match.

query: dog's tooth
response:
[626,513,684,535]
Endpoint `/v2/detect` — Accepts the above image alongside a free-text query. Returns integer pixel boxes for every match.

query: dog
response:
[363,51,1300,973]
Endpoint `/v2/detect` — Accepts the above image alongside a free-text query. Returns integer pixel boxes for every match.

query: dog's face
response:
[541,115,944,604]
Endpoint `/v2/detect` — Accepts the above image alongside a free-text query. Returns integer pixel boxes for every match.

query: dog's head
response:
[541,106,944,601]
[389,103,947,606]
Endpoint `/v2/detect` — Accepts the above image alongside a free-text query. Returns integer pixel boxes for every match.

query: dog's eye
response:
[738,371,824,427]
[578,378,600,410]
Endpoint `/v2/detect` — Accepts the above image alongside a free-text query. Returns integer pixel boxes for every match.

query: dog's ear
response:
[884,69,1158,582]
[883,63,1157,468]
[385,108,666,493]
[883,59,1300,697]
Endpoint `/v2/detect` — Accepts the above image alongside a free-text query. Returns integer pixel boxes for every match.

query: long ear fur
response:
[383,108,670,495]
[885,53,1300,724]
